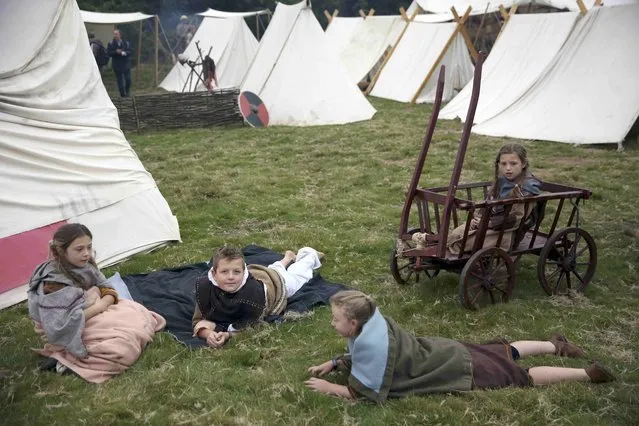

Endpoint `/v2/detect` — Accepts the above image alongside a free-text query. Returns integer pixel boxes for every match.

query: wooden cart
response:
[390,55,597,310]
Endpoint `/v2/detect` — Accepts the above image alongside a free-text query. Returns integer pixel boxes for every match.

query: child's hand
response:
[206,331,230,348]
[307,360,335,376]
[304,377,333,394]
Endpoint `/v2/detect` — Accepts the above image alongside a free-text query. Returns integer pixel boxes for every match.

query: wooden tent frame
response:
[364,7,419,95]
[410,6,472,104]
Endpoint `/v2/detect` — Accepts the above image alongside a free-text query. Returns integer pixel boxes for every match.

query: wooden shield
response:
[238,91,269,128]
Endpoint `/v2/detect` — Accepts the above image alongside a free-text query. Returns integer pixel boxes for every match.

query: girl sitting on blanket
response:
[445,143,541,254]
[28,223,165,382]
[305,290,615,402]
[193,246,323,348]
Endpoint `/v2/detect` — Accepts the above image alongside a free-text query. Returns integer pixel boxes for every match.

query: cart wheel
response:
[390,229,439,285]
[537,227,597,295]
[459,247,515,310]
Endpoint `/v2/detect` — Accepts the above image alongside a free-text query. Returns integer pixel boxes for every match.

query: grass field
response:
[1,90,638,425]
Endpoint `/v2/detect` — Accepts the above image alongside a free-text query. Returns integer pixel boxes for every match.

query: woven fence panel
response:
[112,88,244,132]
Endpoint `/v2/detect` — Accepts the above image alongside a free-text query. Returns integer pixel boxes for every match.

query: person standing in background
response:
[107,29,133,97]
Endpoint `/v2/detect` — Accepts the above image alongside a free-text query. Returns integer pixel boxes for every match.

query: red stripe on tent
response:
[0,221,67,293]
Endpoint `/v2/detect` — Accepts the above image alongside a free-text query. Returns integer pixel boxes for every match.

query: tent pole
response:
[451,6,478,61]
[472,3,490,55]
[154,15,159,87]
[256,15,260,39]
[495,5,518,44]
[364,8,418,96]
[324,10,332,24]
[136,20,142,84]
[576,0,588,15]
[410,6,472,104]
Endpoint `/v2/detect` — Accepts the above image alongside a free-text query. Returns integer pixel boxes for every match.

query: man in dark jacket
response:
[107,29,133,97]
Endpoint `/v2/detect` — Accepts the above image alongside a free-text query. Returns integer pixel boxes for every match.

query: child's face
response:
[331,305,358,338]
[64,235,93,268]
[498,153,525,181]
[212,258,245,292]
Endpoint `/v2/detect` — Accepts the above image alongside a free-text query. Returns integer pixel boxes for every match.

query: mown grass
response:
[1,95,638,425]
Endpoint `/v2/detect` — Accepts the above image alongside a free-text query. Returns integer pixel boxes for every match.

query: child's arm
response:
[305,378,355,399]
[84,294,115,320]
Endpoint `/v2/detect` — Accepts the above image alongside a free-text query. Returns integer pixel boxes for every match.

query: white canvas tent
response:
[82,11,155,47]
[369,20,474,103]
[324,16,363,55]
[159,14,258,92]
[0,0,180,309]
[440,12,581,122]
[240,0,376,126]
[338,15,406,85]
[473,4,639,145]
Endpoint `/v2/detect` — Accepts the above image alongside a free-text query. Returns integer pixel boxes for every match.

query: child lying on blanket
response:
[28,223,165,382]
[193,246,324,348]
[305,290,615,403]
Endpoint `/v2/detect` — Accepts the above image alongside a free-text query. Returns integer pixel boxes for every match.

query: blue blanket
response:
[122,245,348,347]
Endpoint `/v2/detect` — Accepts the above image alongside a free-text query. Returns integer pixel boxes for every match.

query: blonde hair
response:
[330,290,377,331]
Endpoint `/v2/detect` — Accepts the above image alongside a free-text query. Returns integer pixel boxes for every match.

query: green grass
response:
[1,96,638,425]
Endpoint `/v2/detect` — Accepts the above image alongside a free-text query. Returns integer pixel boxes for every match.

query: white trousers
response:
[268,247,322,298]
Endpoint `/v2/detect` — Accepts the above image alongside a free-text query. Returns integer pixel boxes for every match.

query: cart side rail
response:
[402,181,592,258]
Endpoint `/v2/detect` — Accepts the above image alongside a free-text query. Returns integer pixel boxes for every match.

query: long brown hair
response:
[490,143,530,199]
[49,223,98,289]
[330,290,377,334]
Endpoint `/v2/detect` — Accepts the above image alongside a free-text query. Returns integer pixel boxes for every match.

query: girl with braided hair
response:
[446,143,542,254]
[305,290,615,402]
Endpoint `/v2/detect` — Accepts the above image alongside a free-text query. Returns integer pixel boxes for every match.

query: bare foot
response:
[281,250,297,268]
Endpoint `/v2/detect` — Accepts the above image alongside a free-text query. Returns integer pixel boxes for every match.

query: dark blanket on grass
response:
[122,245,348,347]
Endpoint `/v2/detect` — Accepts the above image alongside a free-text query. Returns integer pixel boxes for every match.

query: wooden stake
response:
[594,0,603,5]
[136,20,142,83]
[576,0,588,15]
[451,6,478,61]
[368,9,375,16]
[499,5,509,21]
[365,10,419,95]
[495,4,518,44]
[154,15,159,88]
[410,7,472,104]
[323,10,332,24]
[359,9,366,19]
[399,7,408,22]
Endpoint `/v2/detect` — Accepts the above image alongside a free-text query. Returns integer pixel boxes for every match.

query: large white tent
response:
[81,10,155,45]
[440,12,581,122]
[0,0,180,309]
[240,0,376,126]
[159,14,258,92]
[369,21,474,103]
[324,16,363,55]
[338,15,406,85]
[473,4,639,145]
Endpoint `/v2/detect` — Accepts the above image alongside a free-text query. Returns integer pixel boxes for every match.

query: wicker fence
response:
[111,88,244,132]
